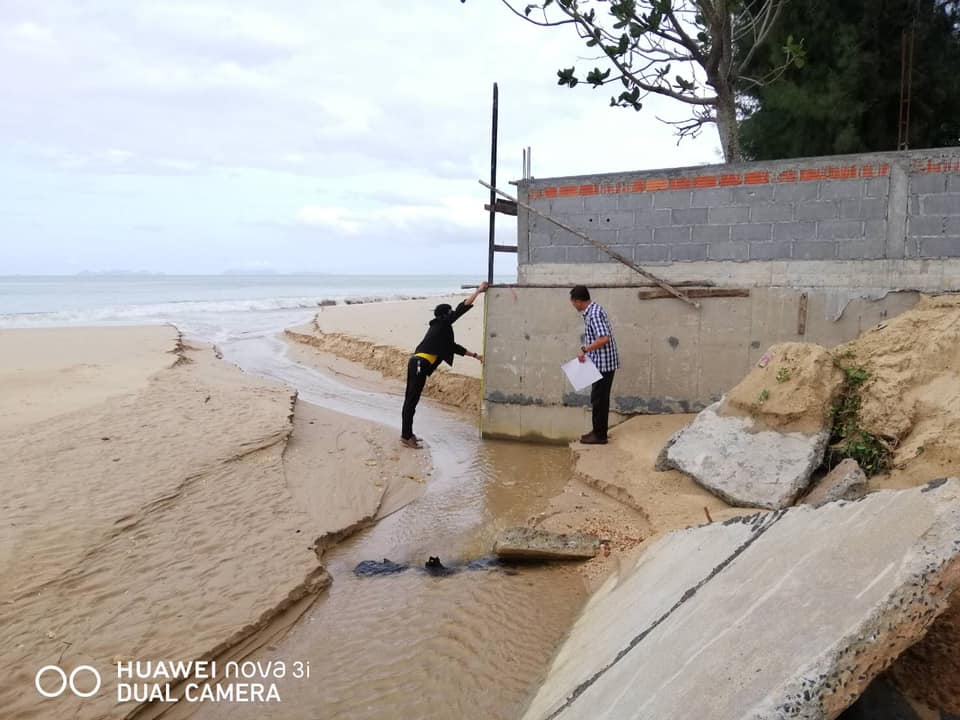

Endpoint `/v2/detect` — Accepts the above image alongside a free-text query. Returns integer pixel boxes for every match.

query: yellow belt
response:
[414,352,438,363]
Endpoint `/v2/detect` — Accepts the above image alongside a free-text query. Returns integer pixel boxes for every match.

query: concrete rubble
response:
[493,527,600,560]
[660,342,845,510]
[521,479,960,720]
[661,401,830,509]
[803,459,869,507]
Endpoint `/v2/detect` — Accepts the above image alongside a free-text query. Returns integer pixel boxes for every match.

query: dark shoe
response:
[400,437,422,449]
[580,433,608,445]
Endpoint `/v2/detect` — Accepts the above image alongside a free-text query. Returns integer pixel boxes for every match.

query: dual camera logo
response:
[35,665,102,698]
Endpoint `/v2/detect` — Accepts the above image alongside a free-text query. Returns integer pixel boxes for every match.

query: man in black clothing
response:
[401,282,488,448]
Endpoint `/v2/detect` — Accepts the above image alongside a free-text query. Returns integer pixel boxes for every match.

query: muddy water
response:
[193,333,587,720]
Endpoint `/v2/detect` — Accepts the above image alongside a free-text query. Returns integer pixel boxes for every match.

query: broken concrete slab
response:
[522,479,960,720]
[493,527,600,560]
[663,401,829,509]
[888,589,960,717]
[804,458,869,507]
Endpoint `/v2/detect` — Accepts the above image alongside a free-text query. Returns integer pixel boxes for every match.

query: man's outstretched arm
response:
[448,281,489,324]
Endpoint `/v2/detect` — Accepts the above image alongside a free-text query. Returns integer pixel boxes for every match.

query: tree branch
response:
[738,0,788,74]
[498,0,577,27]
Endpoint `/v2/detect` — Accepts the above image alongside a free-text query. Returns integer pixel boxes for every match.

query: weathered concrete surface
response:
[804,459,869,507]
[888,589,960,716]
[480,279,936,442]
[663,401,829,509]
[493,527,600,560]
[522,479,960,720]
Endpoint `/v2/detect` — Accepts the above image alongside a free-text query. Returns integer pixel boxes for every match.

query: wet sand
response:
[183,334,633,720]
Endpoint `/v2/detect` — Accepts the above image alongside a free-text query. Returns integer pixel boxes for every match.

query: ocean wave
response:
[0,292,454,328]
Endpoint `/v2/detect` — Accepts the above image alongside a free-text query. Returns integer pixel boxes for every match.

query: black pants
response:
[401,356,431,439]
[591,370,616,439]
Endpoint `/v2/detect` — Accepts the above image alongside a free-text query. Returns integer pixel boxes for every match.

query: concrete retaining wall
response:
[483,148,960,441]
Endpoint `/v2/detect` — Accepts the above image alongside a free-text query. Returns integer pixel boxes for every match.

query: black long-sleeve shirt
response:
[414,301,472,373]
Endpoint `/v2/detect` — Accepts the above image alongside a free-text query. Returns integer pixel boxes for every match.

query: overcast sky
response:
[0,1,720,276]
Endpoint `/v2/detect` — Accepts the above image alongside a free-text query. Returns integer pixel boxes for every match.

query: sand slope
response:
[308,295,484,380]
[0,328,428,719]
[840,294,960,484]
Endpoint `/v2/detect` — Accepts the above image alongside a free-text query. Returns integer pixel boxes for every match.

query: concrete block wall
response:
[518,149,960,268]
[481,282,928,442]
[484,148,960,442]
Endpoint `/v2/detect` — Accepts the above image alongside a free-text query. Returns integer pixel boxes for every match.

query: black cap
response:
[434,303,453,318]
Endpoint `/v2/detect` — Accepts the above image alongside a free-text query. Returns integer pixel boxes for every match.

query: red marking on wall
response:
[799,168,826,182]
[744,171,770,185]
[524,158,957,202]
[911,158,960,174]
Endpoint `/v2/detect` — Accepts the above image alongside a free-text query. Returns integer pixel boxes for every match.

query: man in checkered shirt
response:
[570,285,619,445]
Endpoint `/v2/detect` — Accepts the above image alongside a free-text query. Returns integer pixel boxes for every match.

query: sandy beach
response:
[0,324,429,719]
[1,294,736,719]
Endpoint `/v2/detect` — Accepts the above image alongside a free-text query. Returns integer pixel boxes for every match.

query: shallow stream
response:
[187,330,586,720]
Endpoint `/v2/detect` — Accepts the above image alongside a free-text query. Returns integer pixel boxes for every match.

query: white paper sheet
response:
[561,356,603,392]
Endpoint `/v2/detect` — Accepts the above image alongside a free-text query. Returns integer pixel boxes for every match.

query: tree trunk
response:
[709,0,741,163]
[716,88,741,163]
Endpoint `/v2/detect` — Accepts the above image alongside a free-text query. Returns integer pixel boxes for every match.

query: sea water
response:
[0,274,485,343]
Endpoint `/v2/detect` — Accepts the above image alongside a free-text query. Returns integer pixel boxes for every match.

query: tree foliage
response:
[739,0,960,160]
[465,0,802,162]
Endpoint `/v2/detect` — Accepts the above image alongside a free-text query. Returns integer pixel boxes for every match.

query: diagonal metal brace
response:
[479,180,700,310]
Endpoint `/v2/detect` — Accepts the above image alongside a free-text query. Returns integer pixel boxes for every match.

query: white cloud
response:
[296,207,361,234]
[0,0,722,274]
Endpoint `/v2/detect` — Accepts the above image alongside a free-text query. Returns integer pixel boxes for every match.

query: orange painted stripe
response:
[524,159,960,199]
[827,166,857,179]
[799,168,826,182]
